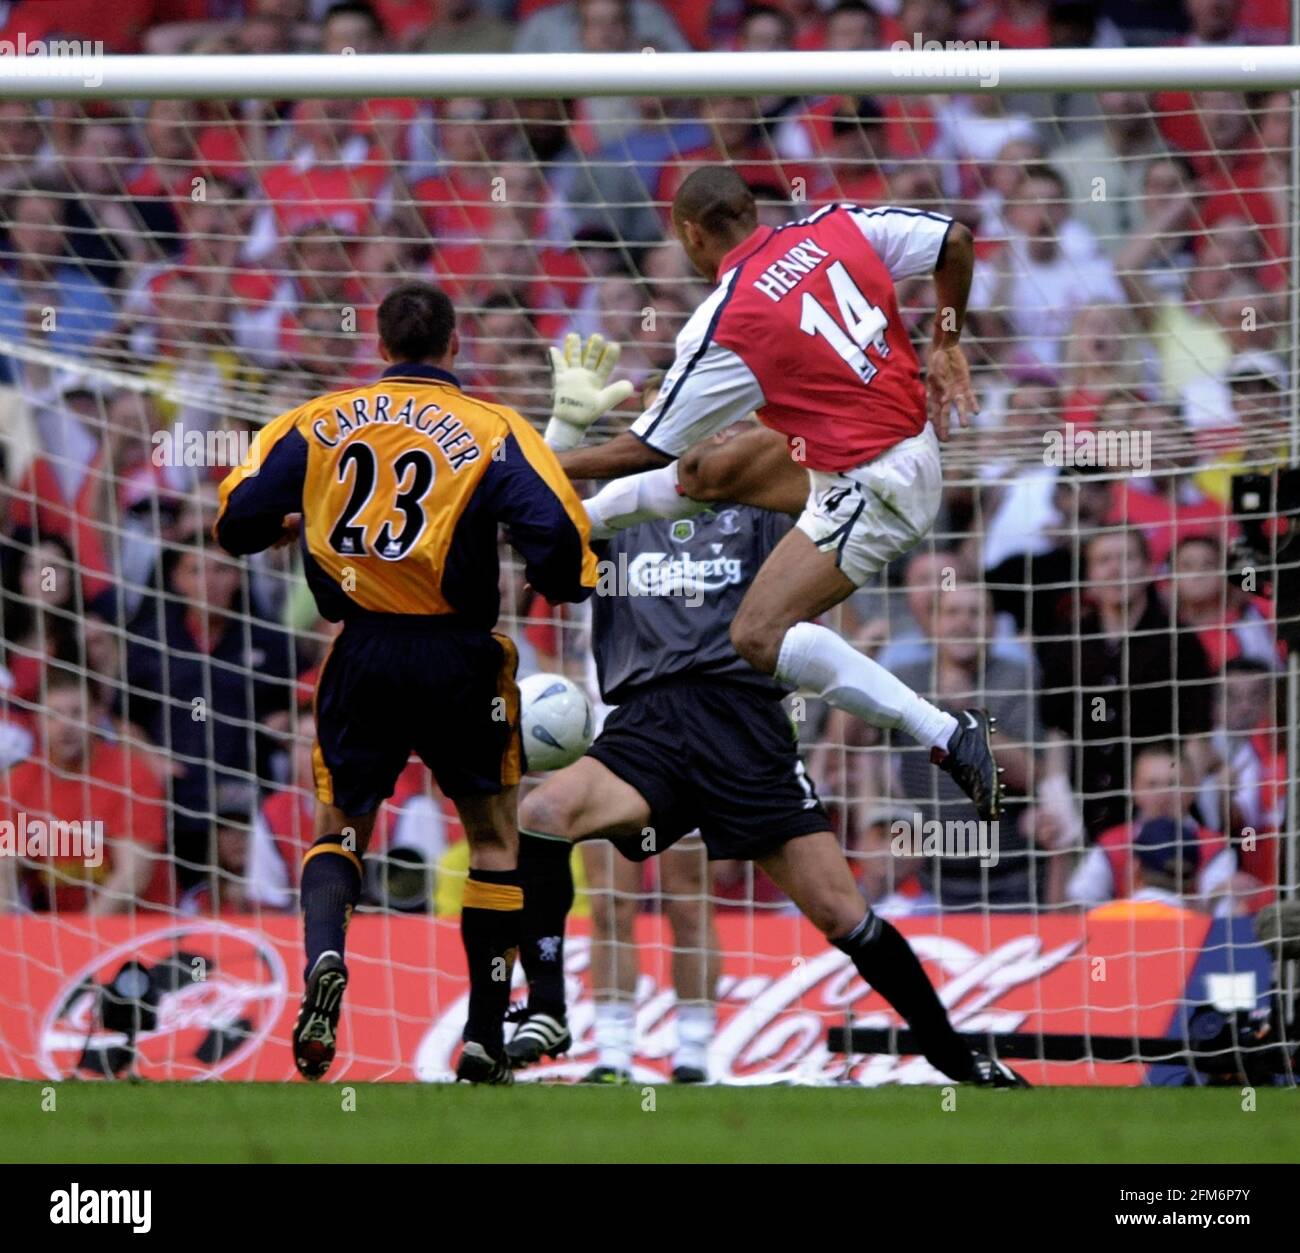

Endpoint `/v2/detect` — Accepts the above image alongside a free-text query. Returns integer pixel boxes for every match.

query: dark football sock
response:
[832,912,976,1082]
[300,834,363,981]
[461,867,525,1054]
[517,830,575,1019]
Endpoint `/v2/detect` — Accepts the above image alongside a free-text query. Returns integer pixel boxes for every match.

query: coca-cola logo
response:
[414,931,1081,1085]
[38,922,287,1081]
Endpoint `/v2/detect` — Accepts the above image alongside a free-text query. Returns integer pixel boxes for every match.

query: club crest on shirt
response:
[717,510,740,535]
[670,520,695,543]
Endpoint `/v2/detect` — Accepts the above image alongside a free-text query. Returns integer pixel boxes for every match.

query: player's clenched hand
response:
[926,342,978,442]
[544,332,635,451]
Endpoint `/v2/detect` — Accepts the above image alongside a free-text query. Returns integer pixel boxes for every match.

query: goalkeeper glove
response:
[544,332,635,451]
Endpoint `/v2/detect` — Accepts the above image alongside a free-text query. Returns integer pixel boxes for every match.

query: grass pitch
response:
[2,1081,1296,1164]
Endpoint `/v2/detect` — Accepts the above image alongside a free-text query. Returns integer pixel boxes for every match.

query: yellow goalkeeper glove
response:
[544,332,635,451]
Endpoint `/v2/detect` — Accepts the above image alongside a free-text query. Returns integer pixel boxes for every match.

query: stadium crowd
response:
[0,0,1292,925]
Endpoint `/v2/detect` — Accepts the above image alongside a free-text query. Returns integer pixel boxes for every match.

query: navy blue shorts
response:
[313,616,521,815]
[585,678,830,863]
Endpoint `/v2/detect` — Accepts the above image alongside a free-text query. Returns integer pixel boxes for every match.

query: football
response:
[518,672,595,772]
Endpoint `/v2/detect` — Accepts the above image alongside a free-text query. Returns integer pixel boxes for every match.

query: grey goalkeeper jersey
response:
[591,505,791,704]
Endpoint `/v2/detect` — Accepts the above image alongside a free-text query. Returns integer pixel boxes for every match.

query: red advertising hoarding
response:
[0,912,1210,1085]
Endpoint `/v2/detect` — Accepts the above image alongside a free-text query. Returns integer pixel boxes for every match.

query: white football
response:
[518,672,595,772]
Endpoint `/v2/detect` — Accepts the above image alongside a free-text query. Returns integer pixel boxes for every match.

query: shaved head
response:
[672,165,758,238]
[671,165,759,280]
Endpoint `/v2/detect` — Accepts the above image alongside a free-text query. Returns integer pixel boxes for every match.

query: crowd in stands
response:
[0,0,1291,923]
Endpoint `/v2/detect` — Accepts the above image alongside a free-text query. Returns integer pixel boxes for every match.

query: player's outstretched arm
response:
[677,424,807,517]
[558,430,673,482]
[926,220,978,442]
[581,424,805,535]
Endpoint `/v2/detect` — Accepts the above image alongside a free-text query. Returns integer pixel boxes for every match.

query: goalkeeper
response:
[507,336,1028,1088]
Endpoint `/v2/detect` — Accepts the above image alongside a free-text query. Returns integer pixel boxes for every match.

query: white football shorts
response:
[794,425,942,587]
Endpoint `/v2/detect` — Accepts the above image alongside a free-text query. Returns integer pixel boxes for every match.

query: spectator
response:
[796,97,890,205]
[1051,92,1168,251]
[415,0,514,54]
[178,782,262,915]
[5,381,116,602]
[0,532,82,711]
[1167,534,1278,671]
[0,101,57,197]
[128,100,203,205]
[932,93,1039,201]
[969,164,1124,366]
[735,5,800,124]
[976,374,1068,570]
[0,667,171,913]
[1004,1,1124,144]
[1197,657,1284,910]
[0,191,118,379]
[985,463,1114,644]
[59,119,183,286]
[124,532,296,890]
[773,5,882,162]
[1066,743,1235,914]
[857,803,935,915]
[973,134,1048,244]
[468,295,544,415]
[888,581,1052,909]
[1118,199,1257,394]
[250,100,391,258]
[1103,400,1229,569]
[513,0,690,55]
[878,546,1029,670]
[139,272,251,432]
[1038,529,1214,836]
[1059,304,1147,431]
[1120,154,1202,303]
[234,223,362,365]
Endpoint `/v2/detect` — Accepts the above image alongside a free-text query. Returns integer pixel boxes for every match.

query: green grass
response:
[1,1081,1296,1163]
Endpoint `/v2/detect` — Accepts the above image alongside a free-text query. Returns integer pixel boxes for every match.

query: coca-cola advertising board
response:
[0,912,1216,1085]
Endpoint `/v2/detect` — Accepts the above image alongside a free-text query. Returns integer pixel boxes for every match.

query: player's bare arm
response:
[677,424,807,517]
[927,220,978,442]
[558,429,672,481]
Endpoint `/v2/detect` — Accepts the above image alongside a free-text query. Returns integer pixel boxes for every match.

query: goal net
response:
[0,32,1297,1087]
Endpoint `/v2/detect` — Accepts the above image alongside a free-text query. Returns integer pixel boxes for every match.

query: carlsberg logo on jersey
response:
[595,550,744,606]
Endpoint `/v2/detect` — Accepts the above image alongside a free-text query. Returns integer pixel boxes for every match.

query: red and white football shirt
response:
[630,203,952,473]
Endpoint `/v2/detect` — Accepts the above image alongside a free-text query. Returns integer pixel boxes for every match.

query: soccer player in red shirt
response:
[552,165,1002,822]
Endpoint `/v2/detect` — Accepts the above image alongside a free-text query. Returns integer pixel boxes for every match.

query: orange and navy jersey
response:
[215,363,598,625]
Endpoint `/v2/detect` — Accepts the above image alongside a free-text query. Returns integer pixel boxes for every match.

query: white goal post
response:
[3,46,1300,99]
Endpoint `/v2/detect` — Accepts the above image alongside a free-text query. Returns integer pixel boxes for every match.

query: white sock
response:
[583,463,708,538]
[673,1001,714,1074]
[775,621,958,750]
[593,1000,636,1072]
